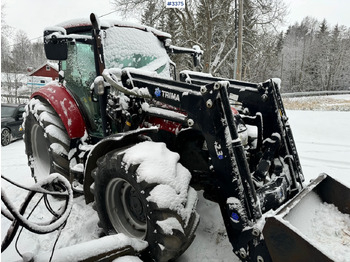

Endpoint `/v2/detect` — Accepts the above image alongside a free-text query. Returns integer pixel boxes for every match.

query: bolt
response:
[252,227,260,236]
[200,86,207,94]
[206,99,213,108]
[214,82,221,90]
[261,94,268,102]
[257,255,264,262]
[239,248,247,259]
[187,119,194,126]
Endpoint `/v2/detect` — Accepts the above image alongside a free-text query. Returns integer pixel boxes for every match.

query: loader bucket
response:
[263,174,350,262]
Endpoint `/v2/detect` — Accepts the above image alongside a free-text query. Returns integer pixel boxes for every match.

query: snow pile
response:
[156,217,184,235]
[122,141,197,226]
[113,255,143,262]
[285,191,350,261]
[33,234,147,262]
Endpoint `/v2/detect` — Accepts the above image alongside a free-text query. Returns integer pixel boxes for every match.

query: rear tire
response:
[23,98,70,182]
[92,142,199,262]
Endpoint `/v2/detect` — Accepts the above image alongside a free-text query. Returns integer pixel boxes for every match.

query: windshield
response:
[1,106,16,118]
[103,27,171,78]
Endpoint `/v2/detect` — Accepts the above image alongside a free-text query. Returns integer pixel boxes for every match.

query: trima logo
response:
[155,88,162,97]
[154,88,180,102]
[162,90,180,101]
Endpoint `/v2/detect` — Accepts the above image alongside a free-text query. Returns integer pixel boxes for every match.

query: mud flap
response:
[263,174,350,262]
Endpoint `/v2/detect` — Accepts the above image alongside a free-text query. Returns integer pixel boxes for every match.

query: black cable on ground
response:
[1,173,73,254]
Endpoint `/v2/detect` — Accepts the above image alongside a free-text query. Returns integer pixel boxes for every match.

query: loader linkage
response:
[103,68,306,261]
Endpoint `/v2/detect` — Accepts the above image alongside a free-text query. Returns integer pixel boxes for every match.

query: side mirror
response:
[166,42,203,68]
[44,27,68,60]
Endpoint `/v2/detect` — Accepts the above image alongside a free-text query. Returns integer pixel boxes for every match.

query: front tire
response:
[23,98,71,182]
[92,141,199,261]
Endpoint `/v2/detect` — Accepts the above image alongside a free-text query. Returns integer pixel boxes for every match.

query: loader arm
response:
[179,70,304,188]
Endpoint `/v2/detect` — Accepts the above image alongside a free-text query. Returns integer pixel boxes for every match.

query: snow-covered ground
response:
[1,109,350,262]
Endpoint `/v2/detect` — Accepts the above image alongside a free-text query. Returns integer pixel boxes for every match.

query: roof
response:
[47,17,172,40]
[28,62,59,76]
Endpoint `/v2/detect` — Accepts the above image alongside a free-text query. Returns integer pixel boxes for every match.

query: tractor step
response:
[263,174,350,262]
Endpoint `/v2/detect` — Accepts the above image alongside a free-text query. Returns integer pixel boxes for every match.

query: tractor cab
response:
[43,17,175,139]
[43,15,202,140]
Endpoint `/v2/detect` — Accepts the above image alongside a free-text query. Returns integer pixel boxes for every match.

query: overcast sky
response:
[284,0,350,28]
[2,0,350,40]
[2,0,116,40]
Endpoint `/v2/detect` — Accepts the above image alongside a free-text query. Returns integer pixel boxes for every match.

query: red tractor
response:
[23,13,318,262]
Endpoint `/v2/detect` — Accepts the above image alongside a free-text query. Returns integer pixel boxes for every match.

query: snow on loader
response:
[20,13,350,261]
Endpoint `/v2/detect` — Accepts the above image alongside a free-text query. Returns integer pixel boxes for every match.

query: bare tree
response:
[111,0,287,79]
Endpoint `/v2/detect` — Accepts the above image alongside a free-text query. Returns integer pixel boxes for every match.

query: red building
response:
[28,62,59,80]
[27,62,59,90]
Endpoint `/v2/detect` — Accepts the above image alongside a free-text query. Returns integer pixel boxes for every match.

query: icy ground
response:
[1,109,350,262]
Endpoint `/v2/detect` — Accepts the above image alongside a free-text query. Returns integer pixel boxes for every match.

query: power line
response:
[99,9,118,18]
[29,36,42,42]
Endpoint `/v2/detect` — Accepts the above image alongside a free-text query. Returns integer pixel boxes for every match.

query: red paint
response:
[146,116,182,134]
[231,106,239,115]
[32,83,86,138]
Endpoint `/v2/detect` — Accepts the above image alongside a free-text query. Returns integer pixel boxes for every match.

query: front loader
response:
[21,13,350,261]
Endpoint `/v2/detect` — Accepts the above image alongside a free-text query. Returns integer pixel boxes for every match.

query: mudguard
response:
[83,127,158,204]
[32,83,86,138]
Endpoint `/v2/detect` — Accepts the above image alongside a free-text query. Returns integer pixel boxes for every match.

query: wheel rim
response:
[31,124,51,181]
[105,177,147,239]
[2,129,11,146]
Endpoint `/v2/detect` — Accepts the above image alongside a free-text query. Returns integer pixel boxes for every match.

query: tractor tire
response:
[23,98,71,182]
[92,141,199,262]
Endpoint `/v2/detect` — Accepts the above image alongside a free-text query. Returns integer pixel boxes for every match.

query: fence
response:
[1,94,30,104]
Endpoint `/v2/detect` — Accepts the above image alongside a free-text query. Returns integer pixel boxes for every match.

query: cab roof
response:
[51,18,171,41]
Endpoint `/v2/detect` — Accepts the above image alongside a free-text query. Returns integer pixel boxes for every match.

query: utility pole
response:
[233,0,238,79]
[236,0,243,80]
